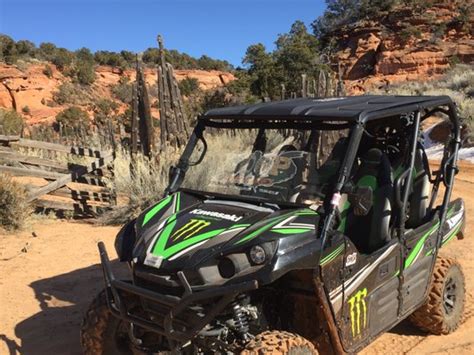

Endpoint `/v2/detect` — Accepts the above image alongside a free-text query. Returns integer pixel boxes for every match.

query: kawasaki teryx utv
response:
[81,96,466,354]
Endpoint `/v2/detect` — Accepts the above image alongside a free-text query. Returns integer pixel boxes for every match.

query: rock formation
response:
[0,63,235,125]
[333,2,473,93]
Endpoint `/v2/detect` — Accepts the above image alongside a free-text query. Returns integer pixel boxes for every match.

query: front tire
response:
[80,290,133,354]
[409,257,465,335]
[241,331,318,354]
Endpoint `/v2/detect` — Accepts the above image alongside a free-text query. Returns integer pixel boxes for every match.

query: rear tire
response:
[409,257,465,335]
[241,331,318,354]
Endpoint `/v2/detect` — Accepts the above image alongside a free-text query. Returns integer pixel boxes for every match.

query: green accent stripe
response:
[175,192,181,212]
[442,222,462,246]
[160,228,226,259]
[151,217,177,255]
[234,209,316,245]
[320,244,344,266]
[272,228,313,235]
[228,223,251,230]
[404,222,440,269]
[235,215,287,245]
[142,195,173,226]
[393,269,400,277]
[295,210,318,216]
[338,200,351,232]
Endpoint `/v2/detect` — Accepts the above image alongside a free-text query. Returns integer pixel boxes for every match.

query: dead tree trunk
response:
[156,35,190,151]
[137,64,155,157]
[130,84,139,155]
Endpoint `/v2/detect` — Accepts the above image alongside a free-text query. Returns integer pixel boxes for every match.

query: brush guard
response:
[98,242,258,344]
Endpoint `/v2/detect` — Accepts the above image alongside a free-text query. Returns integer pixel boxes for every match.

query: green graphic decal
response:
[348,288,368,337]
[235,209,317,245]
[320,244,344,266]
[142,195,173,226]
[151,215,226,259]
[404,221,440,269]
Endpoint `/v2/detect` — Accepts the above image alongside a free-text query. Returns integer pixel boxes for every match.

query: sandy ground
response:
[1,169,474,354]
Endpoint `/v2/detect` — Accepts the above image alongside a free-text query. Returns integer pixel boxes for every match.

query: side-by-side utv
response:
[81,96,466,354]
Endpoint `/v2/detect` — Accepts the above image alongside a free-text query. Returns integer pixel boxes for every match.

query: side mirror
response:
[169,165,178,181]
[348,186,373,216]
[166,165,185,194]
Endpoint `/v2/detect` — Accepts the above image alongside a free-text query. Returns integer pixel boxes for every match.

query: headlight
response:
[249,245,266,265]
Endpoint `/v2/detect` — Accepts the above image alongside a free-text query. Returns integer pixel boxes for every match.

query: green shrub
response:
[75,60,96,85]
[75,47,94,63]
[178,77,200,96]
[93,99,119,125]
[0,174,31,231]
[52,48,74,71]
[0,34,18,64]
[94,50,129,69]
[43,65,53,78]
[0,109,24,135]
[400,25,423,42]
[53,82,92,105]
[112,76,133,103]
[38,42,57,61]
[15,40,36,57]
[55,106,89,127]
[22,106,31,115]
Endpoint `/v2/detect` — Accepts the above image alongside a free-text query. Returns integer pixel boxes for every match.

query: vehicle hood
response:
[132,191,319,272]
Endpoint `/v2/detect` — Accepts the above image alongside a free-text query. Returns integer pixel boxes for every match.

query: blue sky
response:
[0,0,326,67]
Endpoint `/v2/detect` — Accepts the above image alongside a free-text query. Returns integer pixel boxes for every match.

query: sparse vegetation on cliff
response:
[0,34,232,72]
[55,106,89,129]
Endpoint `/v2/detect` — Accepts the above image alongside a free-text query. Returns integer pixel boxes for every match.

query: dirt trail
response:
[1,169,473,354]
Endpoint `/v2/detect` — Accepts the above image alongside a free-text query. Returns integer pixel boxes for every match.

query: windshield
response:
[180,127,351,205]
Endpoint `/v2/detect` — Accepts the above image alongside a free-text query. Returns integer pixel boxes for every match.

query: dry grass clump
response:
[373,64,474,132]
[0,174,31,231]
[100,147,182,225]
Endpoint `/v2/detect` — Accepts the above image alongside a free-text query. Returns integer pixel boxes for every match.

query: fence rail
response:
[0,134,116,217]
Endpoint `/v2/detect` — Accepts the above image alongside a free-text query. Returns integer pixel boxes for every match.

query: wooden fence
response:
[0,135,116,216]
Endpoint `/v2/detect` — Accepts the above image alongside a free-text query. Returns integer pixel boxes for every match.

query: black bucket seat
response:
[344,148,393,254]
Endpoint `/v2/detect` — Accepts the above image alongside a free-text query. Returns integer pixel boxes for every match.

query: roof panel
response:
[201,95,452,123]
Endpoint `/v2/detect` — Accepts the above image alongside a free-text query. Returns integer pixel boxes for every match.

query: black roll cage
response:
[166,99,461,257]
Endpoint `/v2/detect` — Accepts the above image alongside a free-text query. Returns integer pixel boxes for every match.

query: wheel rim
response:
[114,320,172,354]
[443,276,457,315]
[115,320,134,352]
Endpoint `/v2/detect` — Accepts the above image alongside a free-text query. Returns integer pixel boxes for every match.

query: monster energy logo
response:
[171,219,211,241]
[348,288,368,337]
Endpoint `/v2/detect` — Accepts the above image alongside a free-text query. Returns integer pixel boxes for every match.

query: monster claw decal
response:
[348,288,368,337]
[171,219,211,241]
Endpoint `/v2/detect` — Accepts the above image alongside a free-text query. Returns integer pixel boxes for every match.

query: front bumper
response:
[98,242,259,343]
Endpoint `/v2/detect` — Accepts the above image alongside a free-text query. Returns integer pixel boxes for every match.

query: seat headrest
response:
[361,148,384,165]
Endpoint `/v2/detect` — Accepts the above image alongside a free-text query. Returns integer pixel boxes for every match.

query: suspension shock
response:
[231,296,250,342]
